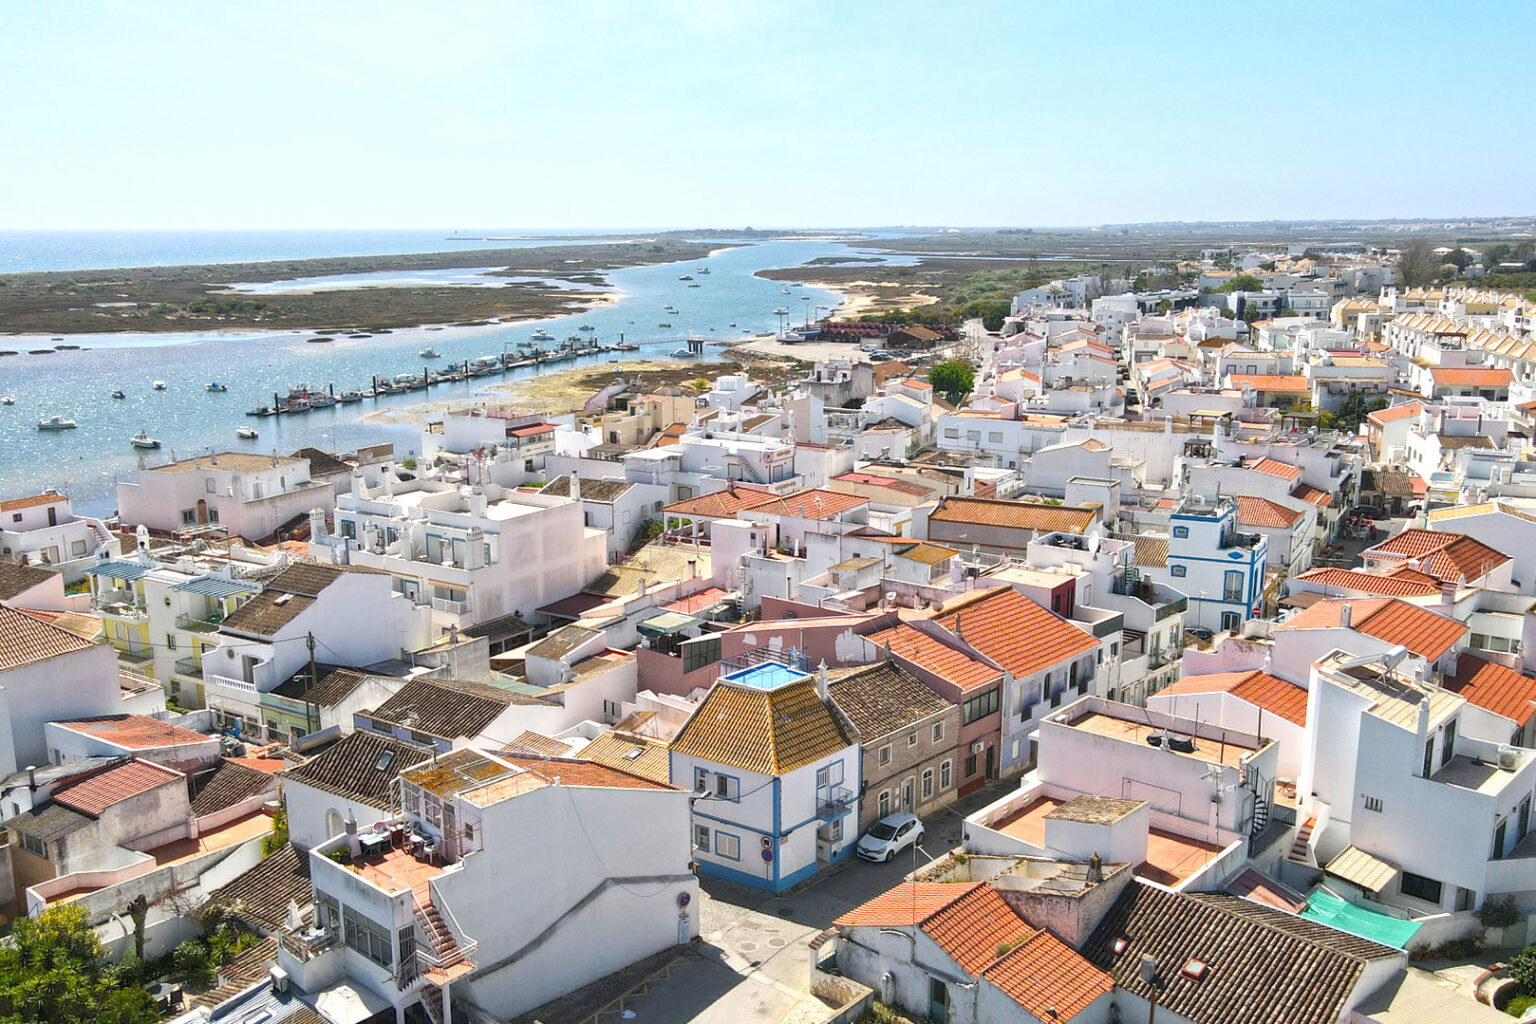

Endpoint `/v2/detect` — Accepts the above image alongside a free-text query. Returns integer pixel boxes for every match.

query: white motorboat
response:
[236,426,258,440]
[1,396,14,406]
[152,381,167,390]
[419,347,442,359]
[130,429,161,449]
[530,328,555,341]
[671,348,696,358]
[206,382,228,392]
[37,415,76,430]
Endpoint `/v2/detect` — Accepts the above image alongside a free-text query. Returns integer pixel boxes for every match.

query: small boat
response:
[530,328,555,341]
[1,396,14,405]
[782,288,791,294]
[206,382,228,392]
[579,324,596,333]
[37,415,76,431]
[697,267,710,274]
[152,381,167,390]
[773,307,788,315]
[308,393,337,408]
[419,347,442,359]
[338,390,364,404]
[110,389,126,399]
[236,426,258,440]
[129,429,161,450]
[657,322,672,328]
[728,322,737,328]
[306,336,332,344]
[741,328,751,333]
[672,348,696,358]
[678,274,693,281]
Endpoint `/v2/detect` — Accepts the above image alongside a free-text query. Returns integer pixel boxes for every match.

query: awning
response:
[85,561,151,582]
[1279,591,1325,610]
[637,611,703,638]
[1324,844,1398,893]
[1302,887,1420,950]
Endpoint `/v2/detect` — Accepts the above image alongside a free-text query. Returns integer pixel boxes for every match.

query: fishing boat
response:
[206,382,228,392]
[782,288,791,294]
[671,347,696,358]
[236,426,258,440]
[308,393,337,408]
[110,390,126,399]
[728,322,737,328]
[129,430,161,450]
[773,307,789,315]
[657,322,672,328]
[697,267,710,274]
[37,415,76,431]
[0,396,14,405]
[419,347,442,359]
[688,283,701,288]
[338,390,364,404]
[530,328,555,342]
[678,274,693,281]
[152,381,167,390]
[579,324,596,333]
[246,404,276,417]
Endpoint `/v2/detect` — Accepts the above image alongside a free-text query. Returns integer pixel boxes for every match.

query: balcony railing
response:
[1153,595,1188,621]
[279,926,337,961]
[115,647,153,666]
[175,613,222,634]
[817,785,854,820]
[173,657,203,679]
[205,672,258,695]
[430,598,468,615]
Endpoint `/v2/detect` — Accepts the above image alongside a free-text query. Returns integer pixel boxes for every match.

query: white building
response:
[1138,495,1267,633]
[117,452,335,542]
[0,492,118,583]
[0,605,126,777]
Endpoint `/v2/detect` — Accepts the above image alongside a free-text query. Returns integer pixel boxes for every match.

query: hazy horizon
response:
[4,0,1534,230]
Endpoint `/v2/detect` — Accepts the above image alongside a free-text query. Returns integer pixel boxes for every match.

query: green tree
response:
[261,787,288,856]
[1330,392,1390,432]
[1220,274,1264,293]
[929,359,975,405]
[0,904,159,1024]
[1396,239,1439,287]
[1511,943,1536,993]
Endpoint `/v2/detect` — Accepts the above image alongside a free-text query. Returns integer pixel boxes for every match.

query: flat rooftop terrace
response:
[346,845,445,895]
[1067,711,1256,768]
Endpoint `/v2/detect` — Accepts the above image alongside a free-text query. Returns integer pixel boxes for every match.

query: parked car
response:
[856,812,925,862]
[1350,504,1387,520]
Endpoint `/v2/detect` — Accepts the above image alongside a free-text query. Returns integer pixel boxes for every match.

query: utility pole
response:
[305,632,318,737]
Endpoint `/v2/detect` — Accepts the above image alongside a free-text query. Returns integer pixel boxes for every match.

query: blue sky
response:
[3,0,1532,229]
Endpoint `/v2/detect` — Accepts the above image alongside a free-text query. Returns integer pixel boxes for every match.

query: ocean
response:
[0,232,877,514]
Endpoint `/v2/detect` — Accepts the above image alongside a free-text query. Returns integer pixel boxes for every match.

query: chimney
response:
[470,486,487,518]
[954,612,964,641]
[569,472,581,501]
[1087,852,1103,884]
[26,766,36,791]
[1440,582,1455,608]
[816,659,829,700]
[345,813,361,860]
[1339,603,1351,630]
[1416,696,1432,775]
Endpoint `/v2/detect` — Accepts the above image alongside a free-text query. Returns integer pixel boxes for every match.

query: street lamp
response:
[802,295,811,328]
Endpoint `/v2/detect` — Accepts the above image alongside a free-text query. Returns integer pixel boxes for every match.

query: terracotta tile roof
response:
[364,677,527,740]
[500,729,569,757]
[191,936,280,1008]
[1229,374,1311,393]
[0,493,68,512]
[52,714,211,750]
[1134,536,1168,568]
[16,607,102,640]
[1277,597,1467,660]
[740,488,868,520]
[209,842,311,932]
[1290,484,1334,508]
[928,496,1099,535]
[270,666,377,708]
[1443,655,1536,726]
[490,755,675,794]
[53,758,183,816]
[1248,457,1303,481]
[1290,568,1438,598]
[1429,500,1536,527]
[266,562,382,597]
[828,661,953,741]
[1367,401,1423,426]
[835,882,988,926]
[986,928,1112,1023]
[934,587,1098,680]
[0,604,97,672]
[670,678,854,775]
[863,622,1002,692]
[1364,528,1510,583]
[190,759,280,817]
[664,586,731,614]
[280,731,432,808]
[579,730,672,784]
[1235,495,1303,529]
[924,883,1036,975]
[1429,367,1514,387]
[661,488,776,519]
[1084,883,1395,1024]
[539,476,636,502]
[0,561,60,600]
[1161,669,1308,726]
[219,590,316,637]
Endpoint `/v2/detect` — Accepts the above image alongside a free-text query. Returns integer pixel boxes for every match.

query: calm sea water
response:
[0,234,870,514]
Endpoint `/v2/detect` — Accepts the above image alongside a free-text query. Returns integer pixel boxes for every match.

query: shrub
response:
[1479,895,1518,930]
[1510,944,1536,992]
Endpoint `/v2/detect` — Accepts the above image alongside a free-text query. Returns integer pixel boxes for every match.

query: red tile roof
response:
[51,715,212,750]
[1290,568,1439,598]
[1248,457,1303,481]
[1161,670,1308,726]
[1429,367,1514,388]
[0,493,67,512]
[1367,401,1423,426]
[934,587,1099,680]
[863,622,1002,692]
[835,883,979,927]
[1235,495,1303,530]
[987,929,1113,1023]
[1230,374,1310,393]
[923,884,1036,975]
[739,488,868,520]
[506,422,556,438]
[1277,598,1467,660]
[54,759,183,816]
[664,587,730,614]
[1364,528,1510,583]
[1290,484,1334,508]
[0,605,97,673]
[661,488,776,519]
[1443,655,1536,726]
[928,496,1099,535]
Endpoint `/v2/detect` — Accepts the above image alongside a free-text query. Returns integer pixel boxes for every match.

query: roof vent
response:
[1181,958,1209,981]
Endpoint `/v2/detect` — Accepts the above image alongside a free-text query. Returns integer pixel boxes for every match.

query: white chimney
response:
[1440,582,1456,608]
[470,486,487,518]
[1339,603,1352,630]
[816,659,829,700]
[569,472,581,501]
[308,508,328,542]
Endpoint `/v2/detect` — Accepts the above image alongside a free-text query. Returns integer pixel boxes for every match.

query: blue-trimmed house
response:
[668,650,860,893]
[1155,495,1269,633]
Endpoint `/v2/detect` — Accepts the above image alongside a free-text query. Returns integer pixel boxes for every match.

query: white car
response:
[856,812,925,862]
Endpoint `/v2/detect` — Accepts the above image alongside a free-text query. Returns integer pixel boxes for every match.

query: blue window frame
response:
[1171,565,1187,577]
[1173,526,1189,538]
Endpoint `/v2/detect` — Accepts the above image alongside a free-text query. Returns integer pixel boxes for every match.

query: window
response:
[1423,738,1434,778]
[694,767,708,793]
[8,513,18,523]
[907,731,918,747]
[922,769,934,799]
[878,790,890,817]
[602,699,621,721]
[878,745,891,766]
[694,825,710,851]
[1171,565,1187,578]
[1494,820,1509,860]
[1442,720,1457,767]
[70,539,87,557]
[819,819,843,844]
[205,479,216,494]
[166,633,176,651]
[181,508,197,525]
[714,831,741,860]
[315,892,339,930]
[1223,570,1243,602]
[963,688,1000,724]
[681,635,721,674]
[1399,871,1443,905]
[19,832,45,858]
[1173,526,1189,538]
[932,722,944,743]
[816,762,845,789]
[714,774,740,800]
[940,760,952,789]
[1221,611,1241,632]
[1363,795,1383,813]
[342,908,393,967]
[965,753,978,777]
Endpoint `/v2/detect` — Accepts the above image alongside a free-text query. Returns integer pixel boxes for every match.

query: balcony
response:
[205,672,258,696]
[173,656,204,679]
[95,590,147,622]
[279,925,337,962]
[817,785,855,820]
[431,597,468,615]
[175,613,222,634]
[114,647,153,667]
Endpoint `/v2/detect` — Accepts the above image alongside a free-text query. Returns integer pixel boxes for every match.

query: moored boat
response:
[37,415,76,431]
[206,382,228,392]
[130,429,161,450]
[152,381,167,390]
[236,426,259,440]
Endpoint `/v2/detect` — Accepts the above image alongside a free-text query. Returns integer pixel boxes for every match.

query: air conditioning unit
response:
[1498,744,1520,771]
[269,966,290,994]
[970,740,986,755]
